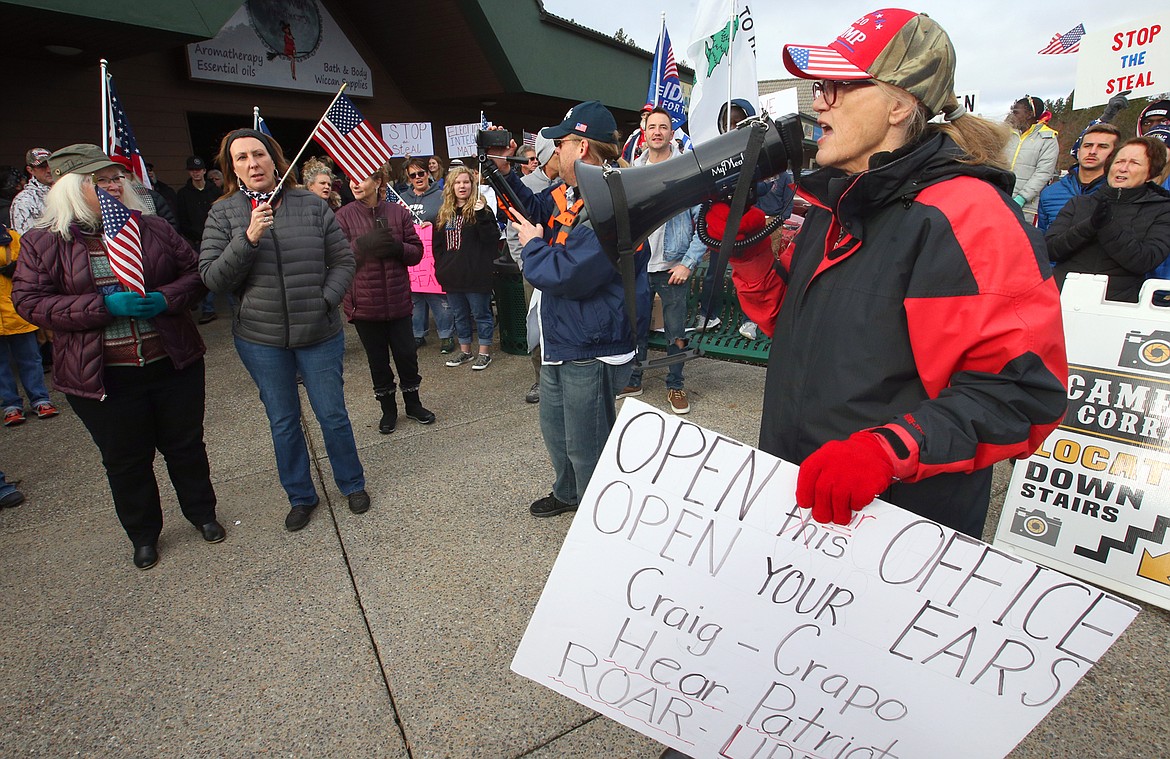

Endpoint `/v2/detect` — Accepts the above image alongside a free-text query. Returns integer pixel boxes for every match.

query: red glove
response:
[705,201,768,240]
[796,432,896,526]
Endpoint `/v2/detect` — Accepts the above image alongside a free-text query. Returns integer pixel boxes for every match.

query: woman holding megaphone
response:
[715,8,1068,541]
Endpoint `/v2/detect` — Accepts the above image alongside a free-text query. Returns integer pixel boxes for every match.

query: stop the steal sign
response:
[513,398,1139,758]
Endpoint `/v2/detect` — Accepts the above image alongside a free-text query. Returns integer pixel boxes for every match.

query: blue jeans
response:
[539,358,634,505]
[234,331,365,506]
[447,291,494,347]
[0,469,18,500]
[200,291,216,316]
[411,292,453,339]
[0,332,50,411]
[629,271,688,391]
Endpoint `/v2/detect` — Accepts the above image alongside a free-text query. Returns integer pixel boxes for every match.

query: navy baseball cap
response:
[541,101,619,145]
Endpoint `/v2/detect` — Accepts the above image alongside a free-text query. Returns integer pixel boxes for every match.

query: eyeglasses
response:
[812,79,874,107]
[527,157,540,163]
[92,174,127,188]
[408,171,428,179]
[553,137,582,148]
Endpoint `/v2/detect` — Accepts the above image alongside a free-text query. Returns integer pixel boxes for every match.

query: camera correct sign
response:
[994,273,1170,610]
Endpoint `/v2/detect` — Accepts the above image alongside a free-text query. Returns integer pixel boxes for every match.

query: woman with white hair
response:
[12,144,221,570]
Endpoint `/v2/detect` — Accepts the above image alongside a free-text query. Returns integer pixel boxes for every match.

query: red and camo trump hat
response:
[782,8,957,117]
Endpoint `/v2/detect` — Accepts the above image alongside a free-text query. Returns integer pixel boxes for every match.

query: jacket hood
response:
[799,132,1015,225]
[409,182,443,199]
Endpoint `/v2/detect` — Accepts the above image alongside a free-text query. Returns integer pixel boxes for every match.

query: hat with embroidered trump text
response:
[540,101,620,145]
[782,8,957,117]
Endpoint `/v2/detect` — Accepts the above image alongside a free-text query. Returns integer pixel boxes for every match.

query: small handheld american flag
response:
[312,94,393,182]
[96,187,146,296]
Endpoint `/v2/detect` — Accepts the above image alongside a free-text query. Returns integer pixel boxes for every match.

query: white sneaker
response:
[738,321,758,340]
[695,316,721,332]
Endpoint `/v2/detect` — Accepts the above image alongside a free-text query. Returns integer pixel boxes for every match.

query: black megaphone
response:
[576,113,804,261]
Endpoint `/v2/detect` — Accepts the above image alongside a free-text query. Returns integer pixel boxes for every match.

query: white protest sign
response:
[995,274,1170,610]
[930,90,979,123]
[380,123,433,157]
[759,88,799,119]
[1074,14,1168,109]
[513,399,1139,758]
[445,123,480,160]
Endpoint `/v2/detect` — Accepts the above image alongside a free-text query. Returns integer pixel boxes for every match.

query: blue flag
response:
[645,23,687,129]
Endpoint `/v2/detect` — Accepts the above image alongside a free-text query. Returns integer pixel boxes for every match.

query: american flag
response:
[786,46,868,78]
[105,74,151,189]
[386,185,422,225]
[312,94,393,182]
[1038,23,1085,55]
[96,187,146,296]
[645,23,687,129]
[522,131,537,151]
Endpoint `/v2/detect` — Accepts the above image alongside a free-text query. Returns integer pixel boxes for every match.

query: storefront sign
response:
[514,398,1139,758]
[187,0,373,96]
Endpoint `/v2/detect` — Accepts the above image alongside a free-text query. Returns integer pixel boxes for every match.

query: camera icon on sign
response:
[1010,508,1062,546]
[1119,330,1170,373]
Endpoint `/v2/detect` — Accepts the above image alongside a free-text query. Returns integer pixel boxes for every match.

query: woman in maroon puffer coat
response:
[13,144,220,571]
[336,166,434,434]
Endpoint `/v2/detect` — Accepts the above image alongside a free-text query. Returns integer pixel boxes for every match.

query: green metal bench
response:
[646,259,772,365]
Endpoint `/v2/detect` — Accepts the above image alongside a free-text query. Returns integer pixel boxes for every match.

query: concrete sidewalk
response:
[1,312,1166,758]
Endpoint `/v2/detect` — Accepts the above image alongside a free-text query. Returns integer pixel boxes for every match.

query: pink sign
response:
[408,225,445,294]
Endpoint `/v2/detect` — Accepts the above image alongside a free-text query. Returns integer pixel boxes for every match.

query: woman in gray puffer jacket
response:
[199,129,371,532]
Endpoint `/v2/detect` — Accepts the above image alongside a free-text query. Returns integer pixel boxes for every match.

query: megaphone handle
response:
[699,123,769,333]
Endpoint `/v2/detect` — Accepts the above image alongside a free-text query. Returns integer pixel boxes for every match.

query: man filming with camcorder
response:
[483,101,650,521]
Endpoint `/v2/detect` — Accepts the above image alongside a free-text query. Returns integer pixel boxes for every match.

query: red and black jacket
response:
[728,133,1068,536]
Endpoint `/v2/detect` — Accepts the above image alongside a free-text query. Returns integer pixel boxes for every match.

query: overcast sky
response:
[542,0,1152,119]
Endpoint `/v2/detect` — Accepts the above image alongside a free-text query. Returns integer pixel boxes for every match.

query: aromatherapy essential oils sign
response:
[513,399,1139,758]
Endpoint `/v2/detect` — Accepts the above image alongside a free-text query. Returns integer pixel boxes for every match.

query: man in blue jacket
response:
[490,101,650,519]
[1037,122,1121,231]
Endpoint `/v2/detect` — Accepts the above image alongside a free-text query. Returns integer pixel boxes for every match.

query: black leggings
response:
[353,317,422,395]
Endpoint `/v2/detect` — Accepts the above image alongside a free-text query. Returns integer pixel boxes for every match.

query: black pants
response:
[353,317,421,396]
[67,358,216,547]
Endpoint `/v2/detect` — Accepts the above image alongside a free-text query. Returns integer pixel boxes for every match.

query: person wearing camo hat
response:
[741,9,1070,526]
[9,148,54,234]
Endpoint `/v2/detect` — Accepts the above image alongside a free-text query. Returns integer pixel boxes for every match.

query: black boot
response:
[377,392,398,434]
[403,390,436,425]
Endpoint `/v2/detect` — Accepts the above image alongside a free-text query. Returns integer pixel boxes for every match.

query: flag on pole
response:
[256,112,272,136]
[686,0,758,143]
[522,131,538,151]
[645,22,688,129]
[96,187,146,296]
[1038,23,1085,54]
[311,94,393,182]
[386,185,421,225]
[104,74,151,189]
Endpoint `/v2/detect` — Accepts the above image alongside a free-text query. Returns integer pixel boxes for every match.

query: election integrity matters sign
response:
[513,400,1139,758]
[996,274,1170,610]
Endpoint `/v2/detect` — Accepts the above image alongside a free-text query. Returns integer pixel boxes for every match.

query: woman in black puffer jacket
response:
[336,165,434,434]
[1047,136,1170,302]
